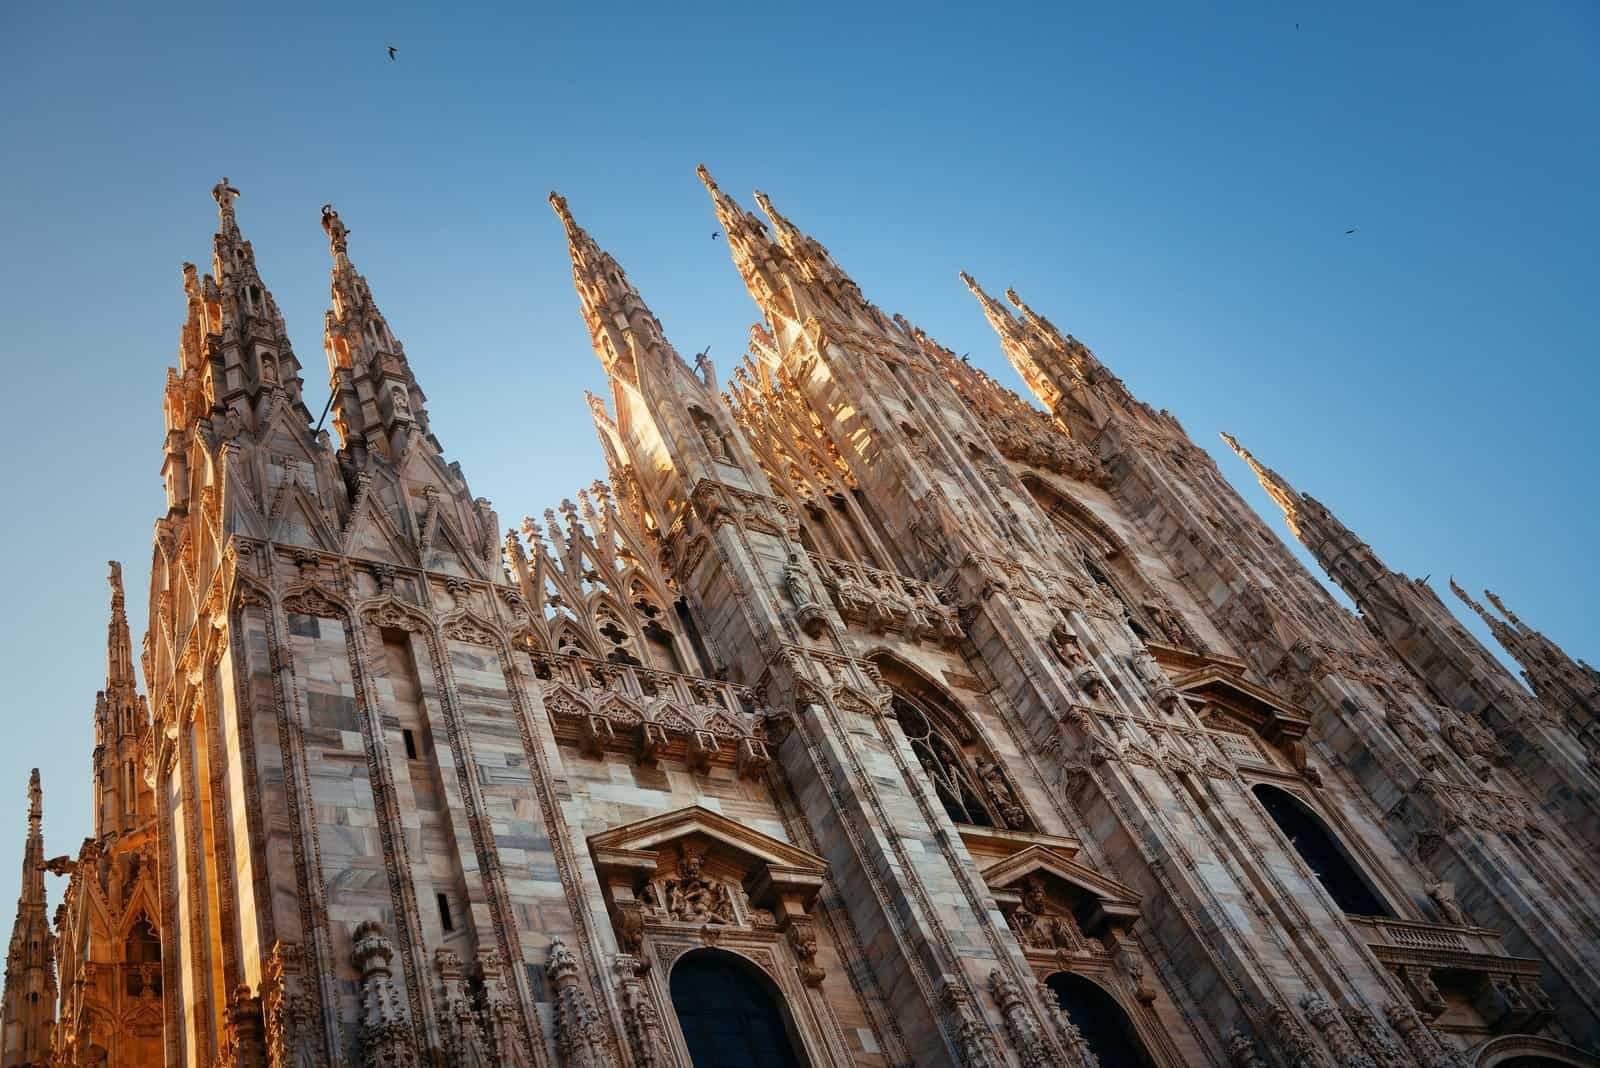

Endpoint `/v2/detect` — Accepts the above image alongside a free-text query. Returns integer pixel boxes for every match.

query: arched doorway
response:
[1047,972,1155,1068]
[1252,784,1393,917]
[670,949,805,1068]
[1476,1034,1600,1066]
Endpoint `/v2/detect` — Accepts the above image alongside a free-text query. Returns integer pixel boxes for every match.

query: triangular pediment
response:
[1173,664,1310,742]
[588,805,825,876]
[344,494,416,564]
[980,844,1142,921]
[272,484,341,551]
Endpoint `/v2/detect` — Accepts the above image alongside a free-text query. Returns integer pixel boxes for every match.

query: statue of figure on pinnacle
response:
[212,177,241,217]
[321,203,350,255]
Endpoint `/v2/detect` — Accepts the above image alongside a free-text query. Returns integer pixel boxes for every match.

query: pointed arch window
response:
[125,914,161,998]
[1252,784,1393,917]
[892,694,999,828]
[873,654,1031,831]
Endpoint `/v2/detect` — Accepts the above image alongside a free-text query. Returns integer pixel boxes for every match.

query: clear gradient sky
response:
[0,2,1595,919]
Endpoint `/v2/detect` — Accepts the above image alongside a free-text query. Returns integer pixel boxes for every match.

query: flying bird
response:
[711,231,720,240]
[1345,227,1358,235]
[959,352,971,363]
[387,45,398,61]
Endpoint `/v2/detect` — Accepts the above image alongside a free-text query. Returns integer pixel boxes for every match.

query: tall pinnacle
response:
[321,203,438,462]
[105,561,135,694]
[1220,433,1306,538]
[548,191,682,386]
[2,770,56,1067]
[164,178,312,451]
[94,562,152,838]
[1452,580,1600,722]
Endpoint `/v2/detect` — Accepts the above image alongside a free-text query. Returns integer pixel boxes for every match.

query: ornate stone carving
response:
[351,921,420,1067]
[216,984,269,1068]
[1226,1027,1267,1068]
[1299,992,1375,1068]
[434,948,491,1067]
[1425,881,1469,927]
[987,969,1055,1068]
[548,938,618,1067]
[1382,1002,1469,1068]
[940,979,1001,1068]
[783,553,830,637]
[663,843,736,925]
[784,917,826,987]
[613,955,673,1068]
[1005,875,1085,952]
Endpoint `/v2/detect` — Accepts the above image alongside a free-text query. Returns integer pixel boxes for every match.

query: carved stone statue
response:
[1008,876,1082,951]
[1427,881,1470,927]
[695,411,730,462]
[320,204,350,254]
[663,845,734,925]
[976,761,1029,830]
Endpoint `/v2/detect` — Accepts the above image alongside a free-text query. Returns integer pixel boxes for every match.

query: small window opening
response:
[437,892,454,931]
[402,729,418,760]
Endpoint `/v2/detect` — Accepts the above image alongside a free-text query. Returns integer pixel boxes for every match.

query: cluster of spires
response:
[7,169,1593,1059]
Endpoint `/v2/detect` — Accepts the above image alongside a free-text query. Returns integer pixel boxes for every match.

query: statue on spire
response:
[212,177,241,218]
[321,204,350,255]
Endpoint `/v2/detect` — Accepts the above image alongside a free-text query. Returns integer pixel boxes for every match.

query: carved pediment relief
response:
[1160,650,1311,757]
[978,842,1143,939]
[589,807,828,981]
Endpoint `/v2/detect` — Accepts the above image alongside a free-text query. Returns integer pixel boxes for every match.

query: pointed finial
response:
[695,164,719,192]
[1484,590,1524,628]
[548,191,573,225]
[1220,432,1304,533]
[1449,577,1493,620]
[320,204,350,256]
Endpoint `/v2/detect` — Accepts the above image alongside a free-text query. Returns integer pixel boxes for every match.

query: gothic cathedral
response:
[3,173,1598,1067]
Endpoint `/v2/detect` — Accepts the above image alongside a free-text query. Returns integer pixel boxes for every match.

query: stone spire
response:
[93,562,151,838]
[1,771,56,1068]
[1452,581,1600,730]
[1219,433,1403,614]
[321,203,443,468]
[161,180,316,513]
[960,272,1067,413]
[1220,433,1308,540]
[960,274,1151,437]
[549,192,687,387]
[203,178,314,420]
[696,166,886,333]
[550,191,748,516]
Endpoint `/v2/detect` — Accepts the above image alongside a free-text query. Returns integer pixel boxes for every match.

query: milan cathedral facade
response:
[3,172,1598,1067]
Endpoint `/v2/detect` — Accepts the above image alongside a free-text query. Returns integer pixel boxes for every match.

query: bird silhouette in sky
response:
[711,231,720,240]
[959,352,971,363]
[1345,227,1358,235]
[387,45,398,61]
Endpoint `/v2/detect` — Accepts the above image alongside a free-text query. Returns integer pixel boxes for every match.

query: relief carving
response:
[663,844,736,925]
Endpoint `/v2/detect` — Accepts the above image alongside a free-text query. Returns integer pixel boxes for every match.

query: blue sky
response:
[0,1,1594,913]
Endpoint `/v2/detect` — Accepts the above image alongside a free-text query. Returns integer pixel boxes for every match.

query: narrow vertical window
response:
[402,729,418,760]
[437,892,454,931]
